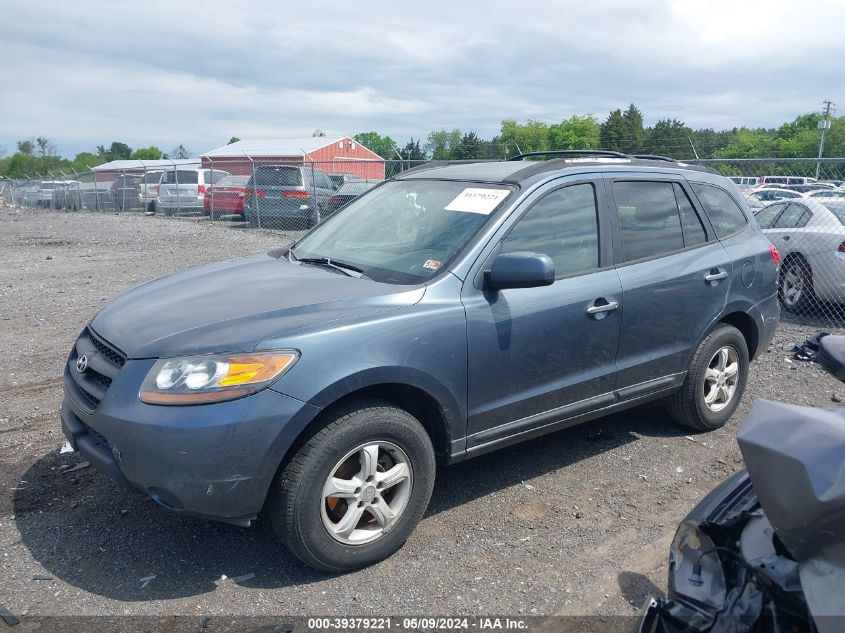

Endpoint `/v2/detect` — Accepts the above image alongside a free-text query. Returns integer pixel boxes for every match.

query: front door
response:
[462,179,621,447]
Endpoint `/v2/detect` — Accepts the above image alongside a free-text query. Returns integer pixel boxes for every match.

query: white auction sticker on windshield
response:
[444,188,510,215]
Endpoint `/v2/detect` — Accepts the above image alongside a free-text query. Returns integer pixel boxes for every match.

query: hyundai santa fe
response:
[61,151,780,572]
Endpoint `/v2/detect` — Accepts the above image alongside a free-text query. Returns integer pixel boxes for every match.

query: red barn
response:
[201,137,385,180]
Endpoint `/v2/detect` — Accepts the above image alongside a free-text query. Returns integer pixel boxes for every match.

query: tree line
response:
[2,105,843,179]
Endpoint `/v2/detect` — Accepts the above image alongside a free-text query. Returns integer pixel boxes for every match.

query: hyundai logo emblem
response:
[76,354,88,373]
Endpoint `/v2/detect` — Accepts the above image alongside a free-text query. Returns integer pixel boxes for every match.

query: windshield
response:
[292,180,514,284]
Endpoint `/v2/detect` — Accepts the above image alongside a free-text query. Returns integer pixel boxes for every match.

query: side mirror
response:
[485,252,555,290]
[819,335,845,382]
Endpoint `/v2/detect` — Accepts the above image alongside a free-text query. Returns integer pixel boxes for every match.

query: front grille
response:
[89,331,126,368]
[66,327,126,410]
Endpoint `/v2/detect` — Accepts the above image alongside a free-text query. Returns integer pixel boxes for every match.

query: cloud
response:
[0,0,842,156]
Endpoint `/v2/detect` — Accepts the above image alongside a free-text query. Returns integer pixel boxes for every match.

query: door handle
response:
[586,299,619,315]
[704,270,729,282]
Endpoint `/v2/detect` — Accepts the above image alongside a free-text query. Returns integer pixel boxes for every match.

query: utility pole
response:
[816,99,835,180]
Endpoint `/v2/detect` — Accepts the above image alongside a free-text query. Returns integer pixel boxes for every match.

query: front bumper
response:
[61,360,320,525]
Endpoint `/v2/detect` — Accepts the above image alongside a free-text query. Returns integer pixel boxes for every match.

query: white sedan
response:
[755,197,845,312]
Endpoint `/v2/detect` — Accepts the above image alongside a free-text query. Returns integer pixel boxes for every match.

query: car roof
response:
[395,153,718,185]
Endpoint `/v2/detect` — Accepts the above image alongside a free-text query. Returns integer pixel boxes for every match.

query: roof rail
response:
[630,154,679,163]
[393,159,489,177]
[508,150,629,161]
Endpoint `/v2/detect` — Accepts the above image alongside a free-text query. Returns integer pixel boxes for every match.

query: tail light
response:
[152,185,159,195]
[197,184,206,195]
[245,188,266,197]
[769,244,781,267]
[839,241,845,253]
[283,190,310,199]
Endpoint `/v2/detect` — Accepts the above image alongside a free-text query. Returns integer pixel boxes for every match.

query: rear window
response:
[691,183,748,238]
[164,170,199,184]
[821,202,845,224]
[141,171,163,183]
[216,175,249,187]
[252,166,302,187]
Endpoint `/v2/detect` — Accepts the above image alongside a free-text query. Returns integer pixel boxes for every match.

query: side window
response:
[501,183,599,278]
[674,183,707,247]
[690,183,748,238]
[755,203,786,229]
[614,181,684,262]
[775,204,811,229]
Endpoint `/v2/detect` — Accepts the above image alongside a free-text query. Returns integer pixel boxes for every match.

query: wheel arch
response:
[259,369,461,514]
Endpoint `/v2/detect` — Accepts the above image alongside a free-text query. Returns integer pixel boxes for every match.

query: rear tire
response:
[267,399,436,573]
[666,324,749,432]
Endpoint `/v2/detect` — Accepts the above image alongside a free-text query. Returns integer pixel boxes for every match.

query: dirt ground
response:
[1,208,843,622]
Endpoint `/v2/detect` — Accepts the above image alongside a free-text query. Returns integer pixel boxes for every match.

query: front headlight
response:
[139,351,298,405]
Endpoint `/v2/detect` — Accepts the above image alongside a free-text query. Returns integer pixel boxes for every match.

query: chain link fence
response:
[694,158,845,327]
[5,155,845,327]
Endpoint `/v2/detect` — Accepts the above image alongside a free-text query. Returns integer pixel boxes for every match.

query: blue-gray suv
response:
[61,151,780,572]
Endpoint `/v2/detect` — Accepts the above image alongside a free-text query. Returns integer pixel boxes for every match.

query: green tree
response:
[17,140,34,156]
[130,146,163,160]
[599,109,627,152]
[312,129,326,137]
[398,138,426,162]
[353,131,398,159]
[97,142,133,161]
[548,114,600,150]
[164,144,191,159]
[453,132,485,159]
[621,104,646,153]
[227,136,241,145]
[645,118,693,158]
[425,128,463,159]
[499,119,549,156]
[70,151,102,172]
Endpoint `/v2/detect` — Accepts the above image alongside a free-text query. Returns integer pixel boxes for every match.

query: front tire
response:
[268,399,435,572]
[779,257,815,313]
[666,324,749,431]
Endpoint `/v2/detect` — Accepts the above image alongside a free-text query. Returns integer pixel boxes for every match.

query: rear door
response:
[609,175,732,390]
[463,176,621,446]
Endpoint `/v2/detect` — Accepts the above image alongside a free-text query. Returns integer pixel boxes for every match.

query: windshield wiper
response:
[292,255,367,279]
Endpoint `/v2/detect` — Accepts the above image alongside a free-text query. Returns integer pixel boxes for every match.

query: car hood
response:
[90,254,425,358]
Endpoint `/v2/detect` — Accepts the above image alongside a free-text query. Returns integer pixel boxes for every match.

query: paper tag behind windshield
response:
[444,188,510,215]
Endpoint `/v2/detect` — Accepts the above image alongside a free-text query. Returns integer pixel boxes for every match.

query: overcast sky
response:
[1,0,842,157]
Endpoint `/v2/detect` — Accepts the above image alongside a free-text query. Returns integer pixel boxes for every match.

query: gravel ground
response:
[1,208,843,621]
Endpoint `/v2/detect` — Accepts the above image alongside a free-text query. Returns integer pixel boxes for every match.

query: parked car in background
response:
[52,181,80,210]
[203,174,250,216]
[61,152,779,572]
[325,180,381,214]
[157,168,230,216]
[783,183,835,193]
[728,176,761,191]
[34,181,64,207]
[744,187,804,210]
[243,164,335,228]
[110,174,143,211]
[808,188,845,199]
[138,171,164,213]
[754,197,845,312]
[760,176,817,186]
[65,176,114,211]
[327,173,362,190]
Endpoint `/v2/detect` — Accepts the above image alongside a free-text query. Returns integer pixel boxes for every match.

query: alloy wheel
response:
[703,346,739,412]
[321,441,413,545]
